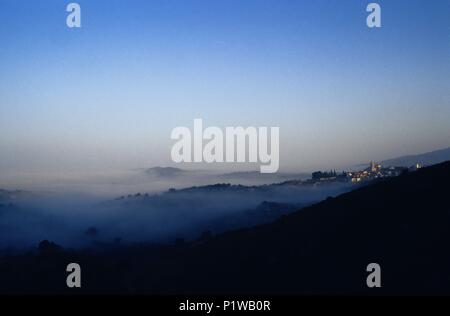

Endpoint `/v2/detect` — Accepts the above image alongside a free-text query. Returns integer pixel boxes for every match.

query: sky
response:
[0,0,449,181]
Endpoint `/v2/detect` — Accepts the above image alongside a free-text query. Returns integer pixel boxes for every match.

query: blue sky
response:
[0,0,449,176]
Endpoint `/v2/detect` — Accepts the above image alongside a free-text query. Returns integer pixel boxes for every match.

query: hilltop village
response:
[306,162,423,184]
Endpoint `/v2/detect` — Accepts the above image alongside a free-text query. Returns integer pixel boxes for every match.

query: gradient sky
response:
[0,0,449,178]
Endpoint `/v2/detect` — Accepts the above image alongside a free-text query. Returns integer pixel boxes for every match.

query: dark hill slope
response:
[160,161,450,295]
[1,162,450,295]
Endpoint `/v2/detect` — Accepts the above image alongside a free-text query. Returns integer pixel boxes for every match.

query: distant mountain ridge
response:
[381,146,450,167]
[143,167,188,178]
[219,171,309,181]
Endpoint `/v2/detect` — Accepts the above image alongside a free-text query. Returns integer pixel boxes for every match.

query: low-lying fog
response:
[0,168,354,251]
[1,167,309,197]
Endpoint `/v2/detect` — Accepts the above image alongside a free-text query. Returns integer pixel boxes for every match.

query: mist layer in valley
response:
[0,168,353,251]
[0,167,309,198]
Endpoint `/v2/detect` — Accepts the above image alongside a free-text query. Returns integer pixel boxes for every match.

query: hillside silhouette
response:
[1,161,450,295]
[381,146,450,167]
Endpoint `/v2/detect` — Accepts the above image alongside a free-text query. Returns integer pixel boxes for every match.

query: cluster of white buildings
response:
[308,161,424,185]
[347,162,422,183]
